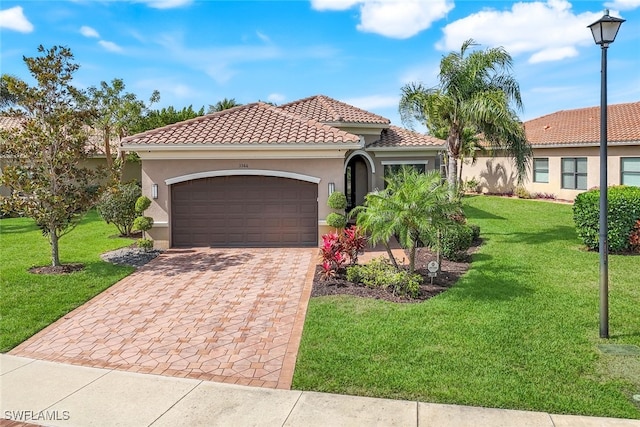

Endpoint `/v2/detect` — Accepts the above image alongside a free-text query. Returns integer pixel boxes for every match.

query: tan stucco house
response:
[462,101,640,201]
[121,95,444,248]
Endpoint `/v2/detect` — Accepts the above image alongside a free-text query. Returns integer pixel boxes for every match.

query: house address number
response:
[239,163,249,168]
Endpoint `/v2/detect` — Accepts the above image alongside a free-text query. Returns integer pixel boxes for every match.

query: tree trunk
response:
[50,230,61,267]
[384,242,399,270]
[448,152,458,196]
[408,243,416,274]
[103,127,112,169]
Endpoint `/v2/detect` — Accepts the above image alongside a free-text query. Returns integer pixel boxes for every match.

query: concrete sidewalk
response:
[2,355,638,427]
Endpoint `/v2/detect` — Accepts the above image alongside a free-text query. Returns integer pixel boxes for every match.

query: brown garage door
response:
[171,175,318,247]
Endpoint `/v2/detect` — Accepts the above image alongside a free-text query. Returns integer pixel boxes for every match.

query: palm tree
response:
[399,39,531,193]
[208,97,241,113]
[353,168,460,273]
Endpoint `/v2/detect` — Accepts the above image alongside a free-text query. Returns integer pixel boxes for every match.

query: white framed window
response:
[621,157,640,186]
[533,158,549,183]
[561,158,587,190]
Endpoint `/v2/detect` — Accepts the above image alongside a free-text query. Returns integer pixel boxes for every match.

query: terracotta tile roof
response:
[0,115,23,130]
[122,102,361,146]
[278,95,390,125]
[0,115,107,155]
[524,101,640,146]
[367,125,445,148]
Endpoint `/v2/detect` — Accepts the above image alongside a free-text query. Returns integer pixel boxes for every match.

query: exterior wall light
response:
[152,183,158,199]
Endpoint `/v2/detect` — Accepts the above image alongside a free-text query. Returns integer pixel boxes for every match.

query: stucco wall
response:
[140,157,345,248]
[461,145,640,201]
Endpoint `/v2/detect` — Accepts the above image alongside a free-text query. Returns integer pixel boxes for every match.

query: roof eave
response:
[366,145,445,151]
[121,142,362,152]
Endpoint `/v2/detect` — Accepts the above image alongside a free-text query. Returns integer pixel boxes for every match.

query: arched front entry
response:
[170,175,318,247]
[344,151,374,211]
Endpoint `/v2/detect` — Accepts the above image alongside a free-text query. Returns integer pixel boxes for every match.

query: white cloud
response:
[256,31,270,43]
[311,0,360,11]
[437,0,603,63]
[342,94,399,110]
[311,0,453,39]
[604,0,640,10]
[80,25,99,38]
[135,0,192,9]
[154,34,335,85]
[98,40,124,53]
[0,6,34,33]
[267,93,286,104]
[529,46,579,64]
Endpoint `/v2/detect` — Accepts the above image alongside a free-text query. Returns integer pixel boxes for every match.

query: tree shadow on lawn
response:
[448,263,535,302]
[464,203,506,221]
[499,225,578,246]
[0,222,37,234]
[136,249,255,277]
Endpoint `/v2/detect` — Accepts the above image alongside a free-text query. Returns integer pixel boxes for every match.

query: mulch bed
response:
[311,242,480,303]
[29,263,84,275]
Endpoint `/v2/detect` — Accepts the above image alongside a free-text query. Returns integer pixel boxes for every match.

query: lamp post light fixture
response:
[587,9,625,339]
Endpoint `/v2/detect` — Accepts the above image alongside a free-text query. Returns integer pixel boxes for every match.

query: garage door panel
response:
[171,175,317,247]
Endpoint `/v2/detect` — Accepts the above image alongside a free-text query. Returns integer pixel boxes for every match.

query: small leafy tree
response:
[326,191,347,229]
[0,45,103,267]
[132,196,154,250]
[86,78,159,182]
[97,182,141,236]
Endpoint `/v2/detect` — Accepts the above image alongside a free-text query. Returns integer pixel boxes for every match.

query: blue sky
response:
[1,0,639,127]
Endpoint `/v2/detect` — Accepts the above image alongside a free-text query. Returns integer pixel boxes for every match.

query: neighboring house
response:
[120,95,444,249]
[462,101,640,201]
[0,115,141,197]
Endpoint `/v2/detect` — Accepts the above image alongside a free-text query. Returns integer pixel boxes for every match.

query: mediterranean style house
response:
[461,102,640,201]
[120,95,444,248]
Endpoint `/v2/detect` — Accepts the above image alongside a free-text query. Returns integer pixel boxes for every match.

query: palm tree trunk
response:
[384,242,399,270]
[408,243,416,274]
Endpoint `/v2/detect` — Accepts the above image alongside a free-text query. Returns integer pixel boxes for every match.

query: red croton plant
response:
[320,225,367,280]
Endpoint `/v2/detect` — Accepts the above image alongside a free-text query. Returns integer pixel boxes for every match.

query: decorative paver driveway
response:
[10,247,317,389]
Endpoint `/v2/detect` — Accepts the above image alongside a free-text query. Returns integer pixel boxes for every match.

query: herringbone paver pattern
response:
[10,248,317,389]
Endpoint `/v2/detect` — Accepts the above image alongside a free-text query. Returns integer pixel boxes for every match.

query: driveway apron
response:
[9,247,317,389]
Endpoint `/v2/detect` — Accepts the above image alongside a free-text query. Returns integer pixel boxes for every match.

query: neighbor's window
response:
[533,158,549,183]
[621,157,640,186]
[561,157,587,190]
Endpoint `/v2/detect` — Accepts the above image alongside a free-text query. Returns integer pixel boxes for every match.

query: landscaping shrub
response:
[440,224,474,261]
[516,186,532,199]
[346,257,422,297]
[327,191,347,210]
[96,182,141,236]
[320,226,367,279]
[136,238,154,251]
[573,185,640,252]
[629,220,640,253]
[469,223,481,241]
[132,195,154,250]
[326,212,347,229]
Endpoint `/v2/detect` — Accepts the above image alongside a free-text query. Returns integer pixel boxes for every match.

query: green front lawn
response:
[0,211,134,352]
[293,196,640,419]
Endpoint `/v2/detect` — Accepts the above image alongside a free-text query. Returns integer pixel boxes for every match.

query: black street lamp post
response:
[587,10,625,339]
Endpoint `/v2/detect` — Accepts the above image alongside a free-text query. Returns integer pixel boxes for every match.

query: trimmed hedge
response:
[573,185,640,252]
